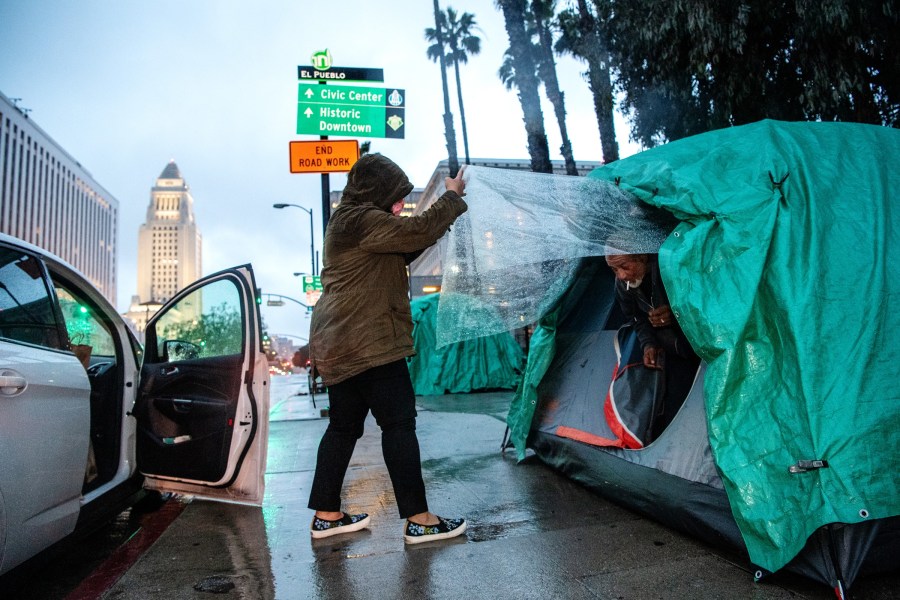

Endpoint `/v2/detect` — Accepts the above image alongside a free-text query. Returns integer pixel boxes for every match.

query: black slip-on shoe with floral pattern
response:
[403,516,467,544]
[310,513,371,539]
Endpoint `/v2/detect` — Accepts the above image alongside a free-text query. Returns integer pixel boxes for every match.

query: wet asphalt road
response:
[2,375,898,599]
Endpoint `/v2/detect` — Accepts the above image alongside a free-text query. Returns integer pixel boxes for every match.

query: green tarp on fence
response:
[408,293,523,396]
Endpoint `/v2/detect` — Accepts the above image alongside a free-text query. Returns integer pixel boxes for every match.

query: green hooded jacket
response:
[309,154,467,385]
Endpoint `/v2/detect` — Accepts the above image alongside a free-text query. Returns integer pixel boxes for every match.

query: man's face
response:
[391,200,404,216]
[606,254,649,286]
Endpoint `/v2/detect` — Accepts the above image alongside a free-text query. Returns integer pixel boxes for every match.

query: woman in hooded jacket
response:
[307,153,468,544]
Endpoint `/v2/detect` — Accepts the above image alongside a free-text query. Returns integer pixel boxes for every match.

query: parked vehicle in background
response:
[0,233,269,576]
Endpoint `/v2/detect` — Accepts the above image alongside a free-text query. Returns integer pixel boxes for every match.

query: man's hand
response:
[643,346,664,370]
[648,304,674,328]
[445,167,466,197]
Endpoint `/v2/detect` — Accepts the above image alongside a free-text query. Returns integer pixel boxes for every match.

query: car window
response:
[154,278,244,362]
[0,246,64,350]
[54,284,117,358]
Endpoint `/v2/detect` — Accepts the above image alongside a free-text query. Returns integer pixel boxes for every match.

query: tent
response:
[408,293,523,395]
[437,121,900,595]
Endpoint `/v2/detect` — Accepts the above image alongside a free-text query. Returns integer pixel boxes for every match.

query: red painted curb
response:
[64,499,186,600]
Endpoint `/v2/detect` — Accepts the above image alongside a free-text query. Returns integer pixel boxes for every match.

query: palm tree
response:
[556,0,619,163]
[426,0,459,176]
[531,0,577,175]
[498,2,577,175]
[426,8,482,166]
[496,0,552,173]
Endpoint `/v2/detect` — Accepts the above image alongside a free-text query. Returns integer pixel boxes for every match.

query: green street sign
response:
[297,83,405,139]
[302,275,323,308]
[301,275,323,293]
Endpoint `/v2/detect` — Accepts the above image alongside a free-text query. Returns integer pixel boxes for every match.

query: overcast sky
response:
[0,0,640,340]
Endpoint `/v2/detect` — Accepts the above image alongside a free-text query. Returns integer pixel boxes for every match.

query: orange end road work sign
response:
[289,140,359,174]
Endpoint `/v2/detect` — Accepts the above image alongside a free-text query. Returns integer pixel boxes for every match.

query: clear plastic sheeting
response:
[436,165,675,347]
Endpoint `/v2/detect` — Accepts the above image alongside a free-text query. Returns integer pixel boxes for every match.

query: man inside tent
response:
[606,253,700,438]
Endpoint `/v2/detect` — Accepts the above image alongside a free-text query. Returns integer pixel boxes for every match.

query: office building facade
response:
[0,91,119,303]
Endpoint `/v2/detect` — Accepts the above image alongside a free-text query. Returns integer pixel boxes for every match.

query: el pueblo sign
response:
[298,65,384,82]
[298,49,383,83]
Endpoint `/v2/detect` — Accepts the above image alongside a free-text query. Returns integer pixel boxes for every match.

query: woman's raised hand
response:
[445,167,466,197]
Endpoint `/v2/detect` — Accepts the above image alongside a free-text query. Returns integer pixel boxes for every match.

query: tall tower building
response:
[136,161,201,304]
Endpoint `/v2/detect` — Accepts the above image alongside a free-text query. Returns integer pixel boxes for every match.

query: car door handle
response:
[0,374,27,396]
[160,366,180,376]
[172,398,193,412]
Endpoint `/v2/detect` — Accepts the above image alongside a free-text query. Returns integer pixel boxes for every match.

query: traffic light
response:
[256,288,262,305]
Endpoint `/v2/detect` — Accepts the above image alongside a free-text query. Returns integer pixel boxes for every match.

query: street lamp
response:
[273,203,317,276]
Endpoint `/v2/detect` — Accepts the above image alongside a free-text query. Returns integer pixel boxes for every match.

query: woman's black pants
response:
[307,359,428,519]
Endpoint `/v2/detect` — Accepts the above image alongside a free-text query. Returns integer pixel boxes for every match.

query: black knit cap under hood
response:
[340,153,414,212]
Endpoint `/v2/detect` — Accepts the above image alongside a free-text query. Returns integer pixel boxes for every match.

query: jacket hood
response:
[340,153,414,212]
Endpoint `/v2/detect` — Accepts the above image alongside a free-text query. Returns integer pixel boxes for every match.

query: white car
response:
[0,233,269,576]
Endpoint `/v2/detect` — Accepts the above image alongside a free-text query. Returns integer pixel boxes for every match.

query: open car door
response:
[135,265,269,505]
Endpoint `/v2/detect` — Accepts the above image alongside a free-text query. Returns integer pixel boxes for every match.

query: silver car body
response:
[0,233,269,575]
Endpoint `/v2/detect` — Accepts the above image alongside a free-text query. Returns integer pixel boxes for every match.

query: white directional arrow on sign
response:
[304,107,313,118]
[304,88,314,99]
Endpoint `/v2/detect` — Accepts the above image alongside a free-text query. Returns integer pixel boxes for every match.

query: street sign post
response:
[291,50,405,240]
[289,140,359,174]
[297,83,405,139]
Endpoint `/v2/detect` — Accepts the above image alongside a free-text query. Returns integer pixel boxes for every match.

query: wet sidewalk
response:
[101,379,897,599]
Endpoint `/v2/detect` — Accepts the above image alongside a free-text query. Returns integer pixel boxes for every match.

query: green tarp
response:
[408,293,523,395]
[510,120,900,573]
